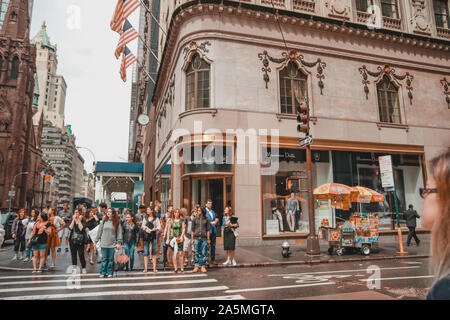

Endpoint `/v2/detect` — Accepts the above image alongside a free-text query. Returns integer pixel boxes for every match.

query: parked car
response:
[1,212,17,242]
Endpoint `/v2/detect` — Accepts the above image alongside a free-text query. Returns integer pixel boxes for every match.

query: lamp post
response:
[8,172,29,212]
[297,97,320,257]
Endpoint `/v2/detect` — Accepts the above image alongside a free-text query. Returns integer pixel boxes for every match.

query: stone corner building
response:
[0,0,43,211]
[136,0,450,245]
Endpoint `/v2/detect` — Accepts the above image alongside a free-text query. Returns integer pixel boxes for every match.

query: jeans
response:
[295,210,301,230]
[272,209,284,232]
[100,248,115,275]
[209,233,216,262]
[25,238,32,259]
[407,227,420,245]
[287,210,295,232]
[162,237,168,266]
[123,242,135,270]
[14,235,26,253]
[194,239,208,267]
[69,241,86,269]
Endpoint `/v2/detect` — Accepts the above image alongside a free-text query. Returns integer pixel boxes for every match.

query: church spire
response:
[0,0,30,40]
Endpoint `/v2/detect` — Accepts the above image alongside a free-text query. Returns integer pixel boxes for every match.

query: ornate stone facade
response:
[0,0,43,211]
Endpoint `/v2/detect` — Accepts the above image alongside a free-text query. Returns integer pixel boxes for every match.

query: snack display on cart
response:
[316,184,384,256]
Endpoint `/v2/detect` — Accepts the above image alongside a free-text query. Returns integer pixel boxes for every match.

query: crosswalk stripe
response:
[0,278,218,294]
[0,270,189,280]
[268,266,420,277]
[225,282,336,294]
[1,285,230,300]
[177,295,246,300]
[359,275,434,282]
[0,274,207,286]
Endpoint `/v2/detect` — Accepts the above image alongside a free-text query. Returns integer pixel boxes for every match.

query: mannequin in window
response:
[271,198,284,232]
[286,193,299,232]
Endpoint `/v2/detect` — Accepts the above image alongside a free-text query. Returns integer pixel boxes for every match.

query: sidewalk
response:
[0,233,430,272]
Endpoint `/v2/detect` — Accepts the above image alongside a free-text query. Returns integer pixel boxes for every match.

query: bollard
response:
[396,227,408,255]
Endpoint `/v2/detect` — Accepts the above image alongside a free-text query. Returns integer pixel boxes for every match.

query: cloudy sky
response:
[30,0,140,172]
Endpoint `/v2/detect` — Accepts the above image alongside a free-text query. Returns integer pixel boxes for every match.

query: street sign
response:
[379,155,395,189]
[8,190,15,197]
[299,135,313,148]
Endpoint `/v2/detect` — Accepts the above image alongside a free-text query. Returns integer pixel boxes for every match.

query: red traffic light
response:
[296,103,309,134]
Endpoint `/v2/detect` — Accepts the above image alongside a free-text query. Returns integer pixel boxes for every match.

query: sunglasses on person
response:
[419,188,438,199]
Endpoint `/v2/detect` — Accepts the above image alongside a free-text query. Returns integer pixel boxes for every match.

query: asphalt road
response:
[0,254,433,300]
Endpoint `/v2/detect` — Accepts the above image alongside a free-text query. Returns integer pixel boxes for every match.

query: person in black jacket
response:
[69,209,88,274]
[122,213,140,271]
[404,204,421,246]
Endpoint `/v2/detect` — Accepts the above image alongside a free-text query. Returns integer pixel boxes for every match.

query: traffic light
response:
[296,103,309,134]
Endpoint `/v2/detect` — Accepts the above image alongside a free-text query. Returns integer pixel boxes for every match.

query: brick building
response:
[0,0,43,211]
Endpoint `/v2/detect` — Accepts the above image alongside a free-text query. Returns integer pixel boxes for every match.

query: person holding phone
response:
[27,213,51,273]
[222,206,239,266]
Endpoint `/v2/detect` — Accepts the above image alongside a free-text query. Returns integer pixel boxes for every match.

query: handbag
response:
[71,230,85,246]
[114,248,128,271]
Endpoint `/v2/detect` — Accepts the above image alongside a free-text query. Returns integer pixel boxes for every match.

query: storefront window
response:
[183,145,232,174]
[261,147,330,235]
[331,151,424,230]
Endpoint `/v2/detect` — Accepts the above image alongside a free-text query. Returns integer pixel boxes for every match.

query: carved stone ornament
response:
[258,49,327,94]
[325,0,350,19]
[182,40,211,61]
[359,65,414,104]
[441,78,450,108]
[410,0,431,34]
[161,74,175,119]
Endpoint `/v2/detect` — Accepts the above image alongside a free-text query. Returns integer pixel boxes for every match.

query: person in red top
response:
[27,213,51,273]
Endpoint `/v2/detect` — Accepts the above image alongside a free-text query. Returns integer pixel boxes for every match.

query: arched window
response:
[377,75,401,123]
[10,56,20,80]
[279,62,307,114]
[185,53,210,110]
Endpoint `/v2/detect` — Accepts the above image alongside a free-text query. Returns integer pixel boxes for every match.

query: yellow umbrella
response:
[313,182,357,199]
[351,186,385,203]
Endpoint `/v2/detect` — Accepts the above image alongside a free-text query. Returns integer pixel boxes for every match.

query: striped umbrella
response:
[313,182,356,200]
[351,186,385,203]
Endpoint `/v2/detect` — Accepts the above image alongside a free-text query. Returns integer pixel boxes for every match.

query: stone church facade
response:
[0,0,43,211]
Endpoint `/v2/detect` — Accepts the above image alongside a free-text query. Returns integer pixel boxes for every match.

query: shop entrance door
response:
[182,176,233,226]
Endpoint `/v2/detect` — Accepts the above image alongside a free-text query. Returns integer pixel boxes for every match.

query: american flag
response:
[120,46,137,82]
[110,0,141,34]
[115,19,139,59]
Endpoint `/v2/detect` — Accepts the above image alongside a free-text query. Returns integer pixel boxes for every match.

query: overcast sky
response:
[30,0,140,172]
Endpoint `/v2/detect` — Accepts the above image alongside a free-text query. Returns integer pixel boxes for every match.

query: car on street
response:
[1,211,18,243]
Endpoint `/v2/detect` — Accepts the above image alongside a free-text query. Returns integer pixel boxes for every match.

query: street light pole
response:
[297,98,320,257]
[8,172,29,212]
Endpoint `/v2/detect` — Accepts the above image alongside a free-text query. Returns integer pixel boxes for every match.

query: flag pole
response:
[138,34,160,66]
[136,59,156,84]
[137,0,167,37]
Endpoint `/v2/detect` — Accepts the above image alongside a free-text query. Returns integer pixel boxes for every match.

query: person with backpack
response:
[122,213,140,272]
[46,207,65,269]
[84,209,99,265]
[95,208,123,278]
[27,212,51,273]
[69,208,88,274]
[141,207,161,273]
[11,209,27,261]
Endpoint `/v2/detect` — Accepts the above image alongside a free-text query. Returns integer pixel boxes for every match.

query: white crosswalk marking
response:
[0,271,231,300]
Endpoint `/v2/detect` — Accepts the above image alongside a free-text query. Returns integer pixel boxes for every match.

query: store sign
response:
[379,155,395,189]
[266,220,280,235]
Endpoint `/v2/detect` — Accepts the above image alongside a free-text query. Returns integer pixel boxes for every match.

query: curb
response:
[0,254,430,272]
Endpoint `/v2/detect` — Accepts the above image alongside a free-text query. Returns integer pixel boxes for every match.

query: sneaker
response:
[192,266,199,273]
[18,252,23,260]
[23,258,30,262]
[201,266,207,273]
[32,270,37,274]
[223,260,231,265]
[65,248,69,253]
[211,261,218,266]
[232,260,237,266]
[57,248,61,253]
[99,274,105,278]
[11,254,17,261]
[37,270,42,273]
[416,240,421,246]
[82,268,87,274]
[107,274,113,278]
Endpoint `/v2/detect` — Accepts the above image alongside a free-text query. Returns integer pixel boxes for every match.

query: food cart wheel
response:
[336,248,344,256]
[361,244,371,256]
[328,246,334,255]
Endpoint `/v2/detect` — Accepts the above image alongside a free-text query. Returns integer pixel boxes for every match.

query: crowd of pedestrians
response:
[5,199,239,276]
